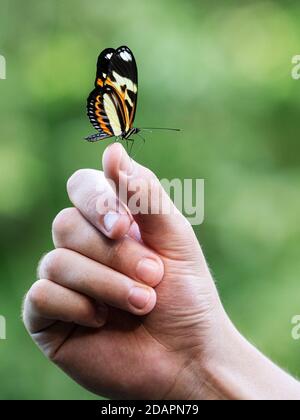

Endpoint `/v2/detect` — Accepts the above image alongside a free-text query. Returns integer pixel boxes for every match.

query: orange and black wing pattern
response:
[85,46,138,141]
[86,48,115,141]
[105,46,138,133]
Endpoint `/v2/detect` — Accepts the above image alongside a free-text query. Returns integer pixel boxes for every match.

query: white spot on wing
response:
[120,51,132,62]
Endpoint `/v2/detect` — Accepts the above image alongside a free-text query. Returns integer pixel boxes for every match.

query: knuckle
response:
[67,169,90,195]
[27,279,50,313]
[52,208,80,244]
[38,248,66,279]
[107,238,127,267]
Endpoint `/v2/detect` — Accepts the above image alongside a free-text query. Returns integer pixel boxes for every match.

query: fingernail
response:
[119,147,133,174]
[128,287,151,309]
[136,258,162,285]
[96,304,108,326]
[104,211,120,232]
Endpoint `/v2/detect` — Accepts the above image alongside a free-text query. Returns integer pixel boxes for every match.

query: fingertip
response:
[142,287,157,315]
[102,143,124,180]
[93,304,108,328]
[136,257,164,287]
[128,286,157,315]
[128,222,142,242]
[102,212,132,240]
[103,142,135,180]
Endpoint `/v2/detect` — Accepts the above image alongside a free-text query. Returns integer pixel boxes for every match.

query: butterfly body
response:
[86,46,140,142]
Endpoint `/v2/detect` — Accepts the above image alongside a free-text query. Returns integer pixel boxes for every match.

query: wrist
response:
[202,316,251,400]
[169,310,300,400]
[164,310,232,400]
[202,315,300,401]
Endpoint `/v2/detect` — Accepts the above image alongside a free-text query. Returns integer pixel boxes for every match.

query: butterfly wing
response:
[86,46,138,141]
[104,46,138,132]
[94,48,115,88]
[86,48,116,139]
[86,88,114,138]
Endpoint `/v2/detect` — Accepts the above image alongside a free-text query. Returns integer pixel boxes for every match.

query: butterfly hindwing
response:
[86,88,114,138]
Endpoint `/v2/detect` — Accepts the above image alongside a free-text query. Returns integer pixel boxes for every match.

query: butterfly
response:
[85,45,179,144]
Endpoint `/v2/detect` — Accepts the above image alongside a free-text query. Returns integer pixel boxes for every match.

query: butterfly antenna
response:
[140,127,181,133]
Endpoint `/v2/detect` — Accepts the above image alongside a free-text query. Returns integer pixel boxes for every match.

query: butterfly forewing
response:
[94,48,115,88]
[86,48,116,140]
[105,46,138,132]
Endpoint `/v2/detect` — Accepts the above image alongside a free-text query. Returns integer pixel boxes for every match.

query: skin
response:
[23,143,300,400]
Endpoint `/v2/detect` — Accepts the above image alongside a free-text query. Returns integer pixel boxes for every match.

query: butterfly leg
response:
[129,133,146,159]
[128,138,135,157]
[137,133,146,145]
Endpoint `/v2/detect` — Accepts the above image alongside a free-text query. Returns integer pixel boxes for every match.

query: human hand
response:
[22,143,234,399]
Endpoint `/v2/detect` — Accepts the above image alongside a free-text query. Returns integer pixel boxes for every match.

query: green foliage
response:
[1,0,300,399]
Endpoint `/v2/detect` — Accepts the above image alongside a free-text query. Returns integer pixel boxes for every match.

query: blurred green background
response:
[1,0,300,399]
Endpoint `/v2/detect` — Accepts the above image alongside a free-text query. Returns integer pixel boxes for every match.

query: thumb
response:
[102,143,200,260]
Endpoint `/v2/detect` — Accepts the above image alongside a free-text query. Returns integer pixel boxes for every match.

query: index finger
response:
[67,168,132,240]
